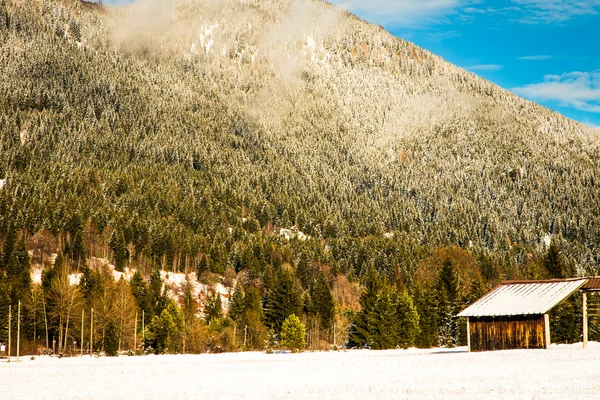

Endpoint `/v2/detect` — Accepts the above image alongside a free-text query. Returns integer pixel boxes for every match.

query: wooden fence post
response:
[466,318,471,352]
[544,314,551,349]
[583,292,588,349]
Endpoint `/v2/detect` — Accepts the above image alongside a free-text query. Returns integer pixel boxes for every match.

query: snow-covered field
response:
[3,343,600,399]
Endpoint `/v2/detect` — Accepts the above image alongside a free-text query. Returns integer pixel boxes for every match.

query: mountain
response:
[1,0,599,286]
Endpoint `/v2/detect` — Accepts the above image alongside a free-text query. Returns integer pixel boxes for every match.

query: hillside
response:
[0,0,599,353]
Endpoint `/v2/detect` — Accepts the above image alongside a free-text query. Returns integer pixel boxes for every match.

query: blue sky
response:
[330,0,600,127]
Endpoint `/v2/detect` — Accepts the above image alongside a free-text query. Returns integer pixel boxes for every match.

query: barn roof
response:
[458,278,588,317]
[582,277,600,291]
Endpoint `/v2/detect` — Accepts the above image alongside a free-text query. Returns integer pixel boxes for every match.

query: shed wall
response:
[469,315,546,352]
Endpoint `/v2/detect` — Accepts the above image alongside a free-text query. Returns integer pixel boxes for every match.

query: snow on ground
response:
[3,343,600,399]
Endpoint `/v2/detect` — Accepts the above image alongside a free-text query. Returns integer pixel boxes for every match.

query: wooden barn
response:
[458,278,588,352]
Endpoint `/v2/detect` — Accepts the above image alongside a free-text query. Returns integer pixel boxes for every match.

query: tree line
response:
[0,0,598,354]
[0,222,587,356]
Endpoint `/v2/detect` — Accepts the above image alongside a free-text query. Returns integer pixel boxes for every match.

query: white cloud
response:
[513,71,600,113]
[517,55,553,61]
[467,64,503,72]
[463,7,486,13]
[329,0,468,27]
[511,0,600,23]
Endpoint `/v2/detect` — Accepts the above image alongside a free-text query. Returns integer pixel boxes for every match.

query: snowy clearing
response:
[3,343,600,399]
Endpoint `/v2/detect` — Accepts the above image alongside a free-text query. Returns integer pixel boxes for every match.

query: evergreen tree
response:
[144,299,184,354]
[0,235,32,344]
[240,287,266,349]
[265,328,277,354]
[228,283,245,322]
[79,265,103,306]
[181,280,196,325]
[308,272,335,331]
[368,285,396,350]
[148,267,163,315]
[413,283,439,348]
[265,269,302,333]
[104,321,119,356]
[437,259,459,347]
[67,214,86,267]
[296,253,310,289]
[130,270,152,317]
[551,295,580,344]
[544,241,566,279]
[204,292,223,325]
[109,230,128,272]
[393,290,420,349]
[1,224,16,268]
[196,255,209,277]
[349,266,381,347]
[280,314,306,353]
[6,239,32,304]
[367,285,420,350]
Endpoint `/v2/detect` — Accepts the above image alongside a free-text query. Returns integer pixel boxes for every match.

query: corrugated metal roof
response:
[458,278,587,317]
[582,277,600,291]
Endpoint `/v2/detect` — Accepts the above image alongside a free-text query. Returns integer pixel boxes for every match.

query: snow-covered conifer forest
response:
[0,0,599,361]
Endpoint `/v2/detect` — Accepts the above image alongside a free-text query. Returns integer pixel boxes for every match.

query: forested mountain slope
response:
[1,0,599,293]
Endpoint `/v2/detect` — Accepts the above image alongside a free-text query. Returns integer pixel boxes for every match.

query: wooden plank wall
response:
[469,315,546,352]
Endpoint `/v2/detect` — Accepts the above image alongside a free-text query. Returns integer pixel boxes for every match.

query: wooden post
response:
[142,309,145,354]
[466,317,471,352]
[90,308,94,356]
[583,291,588,349]
[7,305,11,362]
[43,299,49,350]
[333,321,336,349]
[134,312,138,354]
[17,300,20,361]
[544,313,551,349]
[81,310,84,357]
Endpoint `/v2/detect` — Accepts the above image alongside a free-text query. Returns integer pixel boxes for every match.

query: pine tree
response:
[296,253,309,289]
[437,259,459,347]
[413,283,439,348]
[241,287,266,349]
[109,230,128,272]
[265,269,302,333]
[1,224,16,268]
[144,299,184,354]
[349,266,381,347]
[6,239,32,304]
[130,270,151,317]
[67,214,86,267]
[368,285,396,349]
[181,280,196,325]
[265,328,277,353]
[393,290,419,349]
[148,267,163,315]
[196,255,209,277]
[204,292,223,325]
[79,265,103,306]
[280,314,306,353]
[308,272,335,331]
[228,283,245,322]
[104,321,119,356]
[551,295,580,344]
[544,241,565,279]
